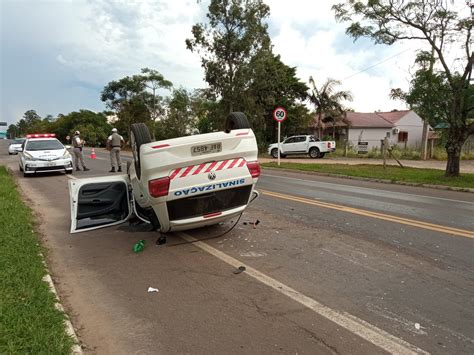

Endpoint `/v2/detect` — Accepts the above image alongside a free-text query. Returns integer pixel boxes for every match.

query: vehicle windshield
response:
[12,139,25,144]
[26,139,64,151]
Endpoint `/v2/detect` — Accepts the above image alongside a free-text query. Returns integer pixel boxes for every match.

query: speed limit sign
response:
[273,107,287,122]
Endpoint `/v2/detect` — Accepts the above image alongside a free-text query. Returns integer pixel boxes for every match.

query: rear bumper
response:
[147,184,257,233]
[169,205,246,232]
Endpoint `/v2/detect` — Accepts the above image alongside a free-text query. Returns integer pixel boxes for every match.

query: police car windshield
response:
[26,139,64,151]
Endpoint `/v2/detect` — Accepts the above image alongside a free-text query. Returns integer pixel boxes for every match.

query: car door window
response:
[283,137,295,144]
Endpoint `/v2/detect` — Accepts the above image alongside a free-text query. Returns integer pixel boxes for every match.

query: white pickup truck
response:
[268,135,336,159]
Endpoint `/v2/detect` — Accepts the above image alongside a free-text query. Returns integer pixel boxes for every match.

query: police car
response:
[69,112,260,234]
[19,133,73,177]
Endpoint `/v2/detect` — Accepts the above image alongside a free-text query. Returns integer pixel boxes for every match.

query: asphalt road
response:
[1,141,473,354]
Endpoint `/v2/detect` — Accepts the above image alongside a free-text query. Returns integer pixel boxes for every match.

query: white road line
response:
[178,232,429,355]
[262,173,474,205]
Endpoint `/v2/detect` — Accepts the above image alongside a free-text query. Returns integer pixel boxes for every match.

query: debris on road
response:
[233,266,246,274]
[415,323,421,330]
[242,219,260,228]
[156,235,167,245]
[133,240,145,253]
[147,287,159,293]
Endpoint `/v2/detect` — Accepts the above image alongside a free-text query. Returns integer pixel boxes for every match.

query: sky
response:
[0,0,463,126]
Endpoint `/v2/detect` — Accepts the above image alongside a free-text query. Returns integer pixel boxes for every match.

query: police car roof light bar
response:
[26,133,56,138]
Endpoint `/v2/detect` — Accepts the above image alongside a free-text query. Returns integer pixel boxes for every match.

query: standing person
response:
[107,128,125,172]
[72,131,90,171]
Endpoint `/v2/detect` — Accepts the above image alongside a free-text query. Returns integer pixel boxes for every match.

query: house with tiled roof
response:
[310,110,429,151]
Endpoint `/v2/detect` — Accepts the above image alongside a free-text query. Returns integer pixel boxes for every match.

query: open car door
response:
[69,175,132,233]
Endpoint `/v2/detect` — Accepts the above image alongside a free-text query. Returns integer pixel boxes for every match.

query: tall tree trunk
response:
[445,138,463,177]
[318,112,322,138]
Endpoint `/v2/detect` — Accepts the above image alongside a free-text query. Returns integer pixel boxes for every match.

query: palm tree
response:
[309,77,353,139]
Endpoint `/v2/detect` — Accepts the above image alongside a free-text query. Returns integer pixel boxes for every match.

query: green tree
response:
[333,0,473,177]
[186,0,270,113]
[23,109,41,126]
[154,88,196,140]
[309,77,353,139]
[101,69,172,139]
[390,51,452,127]
[244,46,310,146]
[50,110,110,146]
[7,124,18,138]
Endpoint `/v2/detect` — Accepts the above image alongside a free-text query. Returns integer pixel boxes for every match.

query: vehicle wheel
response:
[271,148,279,159]
[23,172,29,178]
[309,147,320,159]
[8,152,12,155]
[130,123,152,180]
[66,169,73,174]
[318,152,326,159]
[19,164,23,172]
[280,153,286,158]
[225,112,251,132]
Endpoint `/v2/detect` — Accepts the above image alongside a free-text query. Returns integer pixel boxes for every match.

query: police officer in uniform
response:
[107,128,125,172]
[72,131,90,171]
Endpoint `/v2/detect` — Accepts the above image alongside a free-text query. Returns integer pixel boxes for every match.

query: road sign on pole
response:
[273,107,287,122]
[273,107,287,166]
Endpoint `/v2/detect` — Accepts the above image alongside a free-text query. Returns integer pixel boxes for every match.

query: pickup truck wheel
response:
[225,112,251,131]
[318,152,326,158]
[271,148,279,158]
[130,123,152,180]
[309,147,320,159]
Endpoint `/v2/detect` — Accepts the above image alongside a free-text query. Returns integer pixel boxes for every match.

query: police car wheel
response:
[130,123,152,180]
[225,112,250,132]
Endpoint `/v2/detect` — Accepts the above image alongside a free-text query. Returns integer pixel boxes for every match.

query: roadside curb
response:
[7,166,83,354]
[42,270,83,354]
[261,167,474,193]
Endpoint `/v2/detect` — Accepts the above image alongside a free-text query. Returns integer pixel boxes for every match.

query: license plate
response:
[191,143,222,156]
[46,162,56,166]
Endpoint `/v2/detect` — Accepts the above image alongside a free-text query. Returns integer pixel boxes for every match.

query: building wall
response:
[393,111,424,148]
[347,128,392,150]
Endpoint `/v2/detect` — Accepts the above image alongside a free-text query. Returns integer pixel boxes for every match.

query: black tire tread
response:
[225,112,251,131]
[131,123,152,180]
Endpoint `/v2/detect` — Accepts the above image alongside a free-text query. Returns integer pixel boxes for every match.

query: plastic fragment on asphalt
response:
[415,323,421,330]
[147,287,159,293]
[233,266,246,274]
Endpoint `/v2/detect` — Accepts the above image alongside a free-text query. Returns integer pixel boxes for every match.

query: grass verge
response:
[261,162,474,189]
[0,166,74,354]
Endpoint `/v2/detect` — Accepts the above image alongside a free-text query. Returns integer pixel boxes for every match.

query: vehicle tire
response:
[66,169,73,174]
[271,148,279,159]
[280,153,286,158]
[130,123,152,180]
[8,152,12,155]
[23,172,29,178]
[19,164,23,172]
[225,112,251,132]
[309,147,320,159]
[318,152,326,159]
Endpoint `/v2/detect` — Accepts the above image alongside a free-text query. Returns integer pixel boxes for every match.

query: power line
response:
[342,47,413,80]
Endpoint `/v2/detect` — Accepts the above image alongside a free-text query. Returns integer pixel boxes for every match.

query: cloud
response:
[4,0,459,125]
